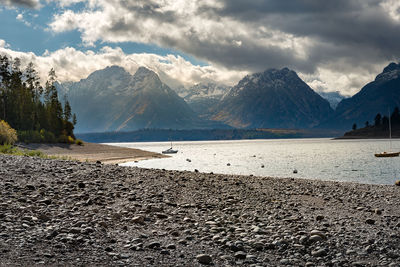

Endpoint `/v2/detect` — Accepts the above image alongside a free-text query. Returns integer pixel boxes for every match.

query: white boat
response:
[162,142,178,154]
[375,108,399,158]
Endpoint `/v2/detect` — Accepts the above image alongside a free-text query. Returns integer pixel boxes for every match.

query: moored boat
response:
[162,147,178,154]
[162,142,178,154]
[374,151,399,157]
[374,108,399,158]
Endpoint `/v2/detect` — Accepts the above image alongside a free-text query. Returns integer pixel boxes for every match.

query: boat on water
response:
[162,147,178,154]
[162,142,178,154]
[374,151,400,157]
[375,108,399,157]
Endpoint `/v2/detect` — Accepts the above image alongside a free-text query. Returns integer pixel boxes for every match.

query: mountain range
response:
[57,66,226,133]
[57,62,400,134]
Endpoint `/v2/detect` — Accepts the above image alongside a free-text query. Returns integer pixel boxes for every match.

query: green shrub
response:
[58,134,69,143]
[18,130,41,143]
[18,129,58,143]
[75,139,84,146]
[0,120,18,145]
[41,130,56,143]
[0,143,18,154]
[67,136,75,144]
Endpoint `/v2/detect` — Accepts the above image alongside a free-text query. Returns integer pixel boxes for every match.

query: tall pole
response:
[389,107,392,150]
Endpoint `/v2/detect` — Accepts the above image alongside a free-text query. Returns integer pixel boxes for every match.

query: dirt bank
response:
[18,142,167,164]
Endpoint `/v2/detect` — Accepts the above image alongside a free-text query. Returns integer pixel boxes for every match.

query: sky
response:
[0,0,400,96]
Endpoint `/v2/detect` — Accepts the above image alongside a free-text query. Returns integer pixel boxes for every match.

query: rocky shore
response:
[0,154,399,266]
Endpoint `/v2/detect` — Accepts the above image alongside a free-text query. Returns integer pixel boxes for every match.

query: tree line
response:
[0,55,76,143]
[352,107,400,131]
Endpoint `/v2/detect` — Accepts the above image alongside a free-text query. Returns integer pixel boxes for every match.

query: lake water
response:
[111,138,400,185]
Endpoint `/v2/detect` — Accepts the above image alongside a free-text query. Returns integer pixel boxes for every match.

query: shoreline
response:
[1,154,399,266]
[19,142,167,164]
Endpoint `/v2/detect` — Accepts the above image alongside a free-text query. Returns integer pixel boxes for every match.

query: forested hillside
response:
[0,55,76,143]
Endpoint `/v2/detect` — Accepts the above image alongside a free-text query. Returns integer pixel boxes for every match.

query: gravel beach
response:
[0,154,399,266]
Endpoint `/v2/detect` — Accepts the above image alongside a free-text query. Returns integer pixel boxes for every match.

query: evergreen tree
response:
[382,116,389,127]
[0,55,75,143]
[391,107,400,126]
[374,113,382,127]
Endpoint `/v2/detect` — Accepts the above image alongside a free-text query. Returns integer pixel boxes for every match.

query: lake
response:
[111,138,400,185]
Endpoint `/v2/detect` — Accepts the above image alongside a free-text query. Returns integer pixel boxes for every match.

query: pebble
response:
[234,251,247,259]
[311,248,327,257]
[132,216,145,224]
[196,254,212,265]
[0,154,398,266]
[365,218,375,225]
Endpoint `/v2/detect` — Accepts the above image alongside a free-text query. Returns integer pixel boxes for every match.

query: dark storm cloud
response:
[0,0,41,8]
[208,0,400,73]
[48,0,400,93]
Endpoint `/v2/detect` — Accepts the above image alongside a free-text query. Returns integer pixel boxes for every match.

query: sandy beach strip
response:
[18,142,167,164]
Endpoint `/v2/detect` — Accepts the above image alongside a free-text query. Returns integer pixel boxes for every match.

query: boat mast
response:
[389,107,392,150]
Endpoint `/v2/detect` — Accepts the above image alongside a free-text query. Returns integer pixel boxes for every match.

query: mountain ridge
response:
[211,67,334,129]
[327,62,400,130]
[57,65,226,133]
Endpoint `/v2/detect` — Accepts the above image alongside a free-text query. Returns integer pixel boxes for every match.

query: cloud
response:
[0,39,9,48]
[0,45,246,88]
[0,0,41,9]
[45,0,400,95]
[16,12,31,26]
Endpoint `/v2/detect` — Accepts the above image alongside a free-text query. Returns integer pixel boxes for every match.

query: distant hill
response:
[211,68,334,129]
[327,62,400,130]
[76,128,341,143]
[57,66,227,133]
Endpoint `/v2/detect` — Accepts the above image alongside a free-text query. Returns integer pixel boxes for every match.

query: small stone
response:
[196,254,212,264]
[166,244,176,249]
[395,180,400,186]
[309,235,323,242]
[280,259,290,265]
[234,251,247,259]
[374,209,382,215]
[352,262,367,267]
[365,245,373,253]
[148,242,161,249]
[26,184,36,190]
[155,213,168,219]
[42,199,52,205]
[365,218,375,225]
[311,248,327,257]
[160,250,170,255]
[310,230,326,239]
[132,216,145,224]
